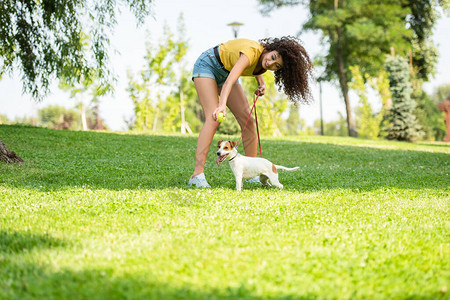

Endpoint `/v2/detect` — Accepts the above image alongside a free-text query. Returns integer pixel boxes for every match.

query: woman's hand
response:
[255,84,265,96]
[212,105,227,122]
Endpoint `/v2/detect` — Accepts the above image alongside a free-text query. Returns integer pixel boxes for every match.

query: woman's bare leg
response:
[226,83,257,157]
[192,77,221,177]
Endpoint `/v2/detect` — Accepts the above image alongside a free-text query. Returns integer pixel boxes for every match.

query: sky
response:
[1,0,449,131]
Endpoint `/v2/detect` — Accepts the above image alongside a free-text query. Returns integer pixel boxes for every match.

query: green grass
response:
[0,124,449,299]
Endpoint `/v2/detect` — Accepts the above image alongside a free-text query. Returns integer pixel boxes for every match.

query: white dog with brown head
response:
[216,140,299,191]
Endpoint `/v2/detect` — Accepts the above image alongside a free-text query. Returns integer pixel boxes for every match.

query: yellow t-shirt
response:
[218,39,264,76]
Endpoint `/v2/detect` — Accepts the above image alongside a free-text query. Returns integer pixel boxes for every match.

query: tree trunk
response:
[0,139,24,163]
[180,85,186,134]
[153,107,159,132]
[333,0,357,137]
[335,26,358,137]
[81,102,88,131]
[180,84,192,134]
[93,105,106,130]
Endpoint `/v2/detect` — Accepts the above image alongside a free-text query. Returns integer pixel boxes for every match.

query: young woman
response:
[189,36,313,187]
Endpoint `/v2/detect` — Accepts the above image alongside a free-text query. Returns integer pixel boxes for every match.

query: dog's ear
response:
[230,141,237,148]
[217,140,224,148]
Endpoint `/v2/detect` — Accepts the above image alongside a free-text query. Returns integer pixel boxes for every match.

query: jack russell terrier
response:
[216,140,299,191]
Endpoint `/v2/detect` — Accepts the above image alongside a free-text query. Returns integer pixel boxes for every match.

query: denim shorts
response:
[192,47,230,87]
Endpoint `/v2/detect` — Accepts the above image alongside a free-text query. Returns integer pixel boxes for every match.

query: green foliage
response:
[257,0,446,138]
[162,70,201,133]
[304,0,412,137]
[406,0,443,82]
[285,104,301,135]
[284,104,314,136]
[128,18,196,133]
[383,56,424,141]
[303,0,411,83]
[369,69,393,136]
[275,0,444,84]
[368,69,392,110]
[58,70,111,131]
[1,124,448,299]
[127,25,177,131]
[127,70,154,131]
[0,114,12,125]
[0,0,153,99]
[413,88,446,141]
[257,0,301,15]
[162,94,181,133]
[315,112,348,136]
[0,116,38,126]
[432,83,450,104]
[37,105,80,130]
[349,65,381,139]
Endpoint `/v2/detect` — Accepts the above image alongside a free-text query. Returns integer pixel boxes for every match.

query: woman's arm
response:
[212,53,250,121]
[254,74,265,96]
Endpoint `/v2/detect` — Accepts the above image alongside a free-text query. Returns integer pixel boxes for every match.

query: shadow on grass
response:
[0,230,310,299]
[0,125,449,193]
[0,230,443,299]
[416,142,450,148]
[0,230,67,254]
[3,266,307,300]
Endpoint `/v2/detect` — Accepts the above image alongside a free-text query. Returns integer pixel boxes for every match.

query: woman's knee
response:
[204,118,221,131]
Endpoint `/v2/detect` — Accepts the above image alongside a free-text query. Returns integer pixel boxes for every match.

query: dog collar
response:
[228,154,237,162]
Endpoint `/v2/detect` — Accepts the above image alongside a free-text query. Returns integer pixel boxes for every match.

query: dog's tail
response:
[275,165,299,172]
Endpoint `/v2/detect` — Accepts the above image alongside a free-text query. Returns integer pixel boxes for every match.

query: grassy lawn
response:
[0,124,449,299]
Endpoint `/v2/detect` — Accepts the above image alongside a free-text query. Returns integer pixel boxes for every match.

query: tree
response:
[258,0,411,137]
[159,17,199,134]
[127,20,189,132]
[405,0,448,83]
[0,0,152,99]
[257,0,447,137]
[382,56,423,141]
[0,0,153,163]
[303,0,412,137]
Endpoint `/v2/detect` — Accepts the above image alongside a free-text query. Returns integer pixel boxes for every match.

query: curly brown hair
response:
[259,36,314,104]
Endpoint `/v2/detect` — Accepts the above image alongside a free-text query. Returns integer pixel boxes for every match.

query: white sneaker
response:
[245,176,261,184]
[188,173,211,188]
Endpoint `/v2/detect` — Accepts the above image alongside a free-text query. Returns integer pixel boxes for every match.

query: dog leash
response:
[236,91,263,158]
